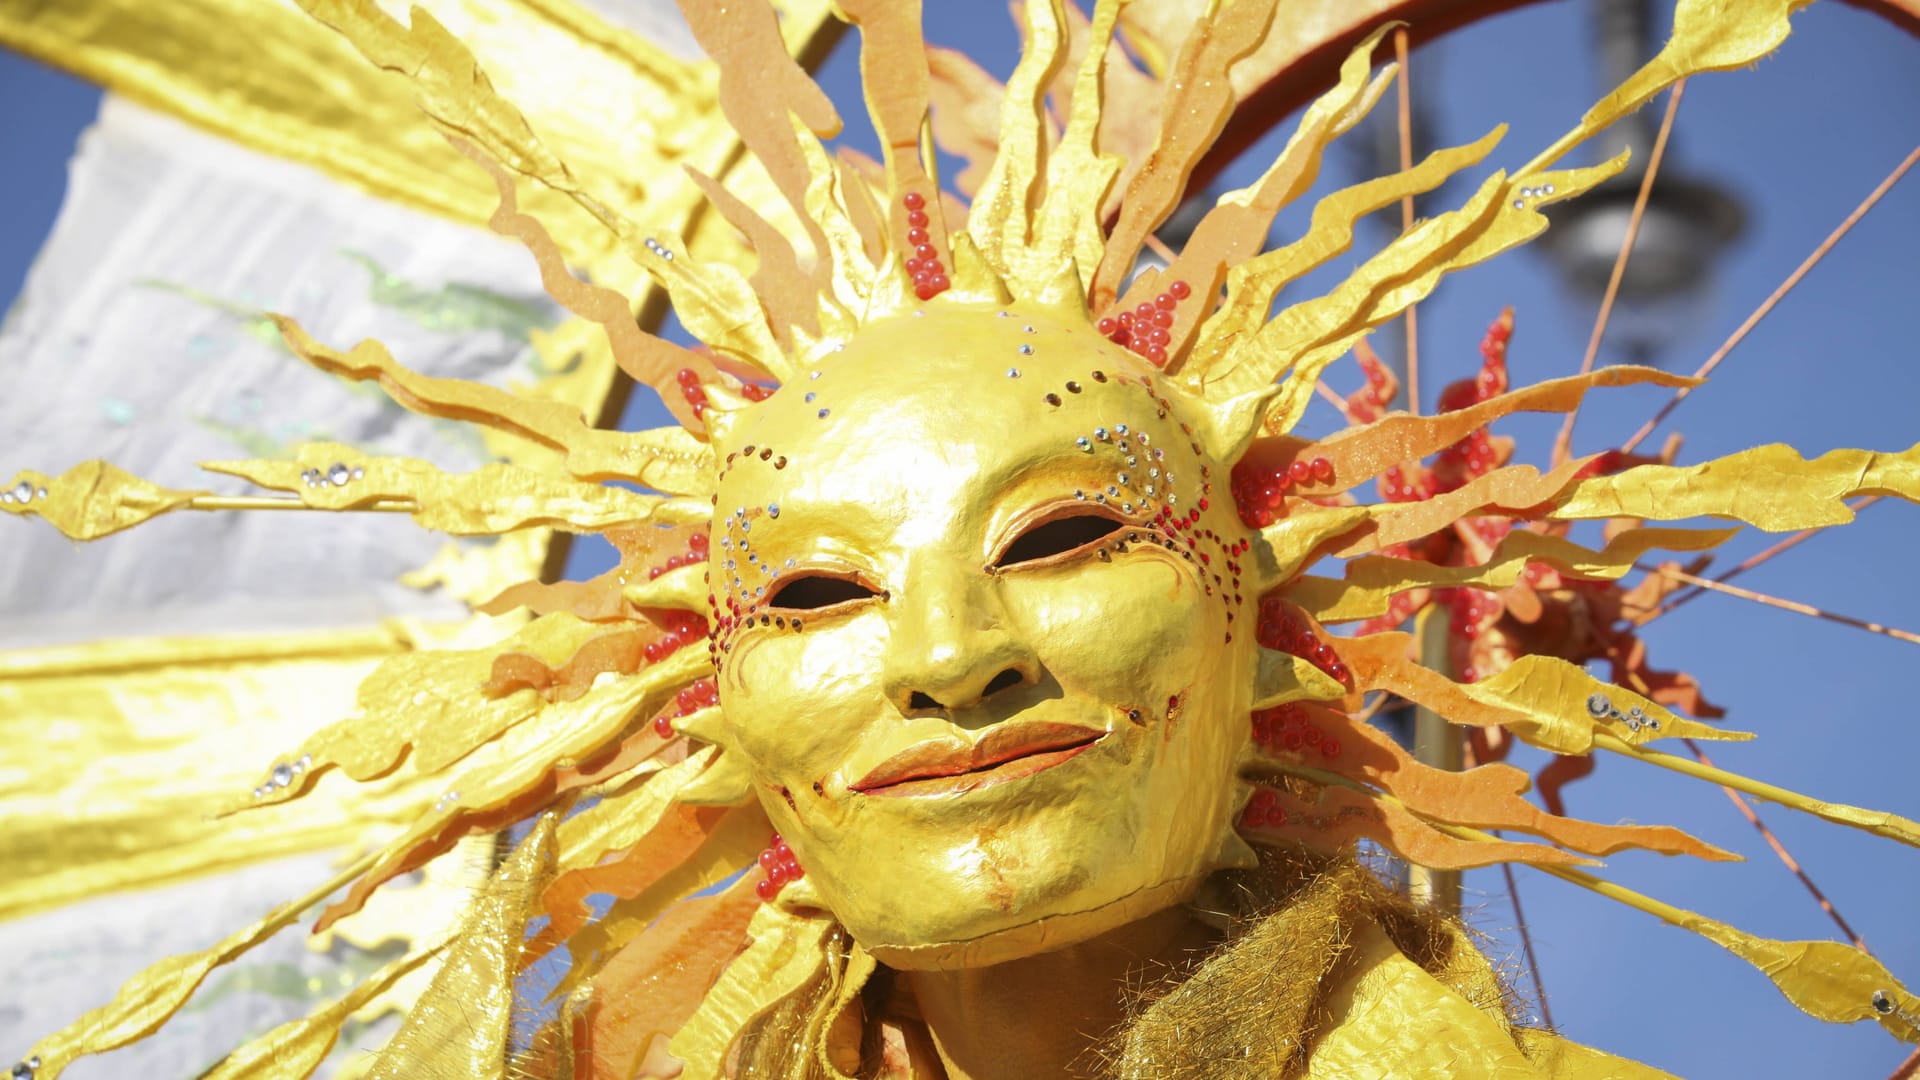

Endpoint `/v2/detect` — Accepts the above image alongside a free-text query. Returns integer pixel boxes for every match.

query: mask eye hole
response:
[996,513,1127,568]
[766,574,879,611]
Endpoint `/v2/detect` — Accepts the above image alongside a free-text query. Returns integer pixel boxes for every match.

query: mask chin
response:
[853,872,1212,971]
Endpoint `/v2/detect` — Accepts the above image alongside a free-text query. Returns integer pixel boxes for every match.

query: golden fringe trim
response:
[1101,852,1512,1079]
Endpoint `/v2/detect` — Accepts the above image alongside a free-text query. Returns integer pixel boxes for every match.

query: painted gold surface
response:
[0,0,830,275]
[0,461,203,540]
[1291,525,1739,624]
[1551,441,1920,530]
[708,306,1272,969]
[0,0,509,230]
[668,901,832,1077]
[0,0,823,984]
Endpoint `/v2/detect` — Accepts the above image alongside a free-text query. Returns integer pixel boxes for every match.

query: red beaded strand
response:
[1345,344,1395,425]
[642,610,708,665]
[1250,703,1345,760]
[646,529,710,580]
[1253,597,1349,685]
[1098,280,1192,365]
[1240,787,1289,829]
[1227,452,1336,528]
[638,532,713,678]
[677,368,772,415]
[675,367,709,419]
[901,192,950,300]
[654,676,719,737]
[1428,312,1514,504]
[754,833,804,901]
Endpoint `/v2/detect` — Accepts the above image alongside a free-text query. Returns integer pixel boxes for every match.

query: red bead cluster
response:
[901,192,950,300]
[643,611,708,665]
[675,367,709,418]
[1338,341,1440,503]
[1375,311,1519,508]
[1437,586,1504,683]
[1429,312,1513,489]
[1250,703,1344,759]
[641,530,713,686]
[1438,313,1513,409]
[676,367,773,417]
[1240,786,1289,829]
[1344,345,1396,424]
[1095,280,1190,365]
[647,529,709,580]
[1377,463,1438,504]
[1356,546,1421,637]
[754,833,803,900]
[654,677,718,737]
[1228,454,1336,528]
[1254,597,1350,685]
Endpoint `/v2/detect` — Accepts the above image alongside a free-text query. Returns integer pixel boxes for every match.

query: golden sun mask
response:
[710,305,1301,967]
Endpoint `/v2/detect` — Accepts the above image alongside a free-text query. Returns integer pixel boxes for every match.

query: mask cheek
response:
[1016,559,1246,842]
[1015,555,1220,702]
[727,625,888,809]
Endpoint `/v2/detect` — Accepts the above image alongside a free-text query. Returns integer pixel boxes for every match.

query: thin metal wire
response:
[1684,739,1871,952]
[1637,562,1920,646]
[1608,653,1876,962]
[1464,739,1557,1031]
[1553,81,1687,466]
[1143,232,1179,266]
[1638,497,1882,624]
[1394,27,1421,416]
[1621,144,1920,454]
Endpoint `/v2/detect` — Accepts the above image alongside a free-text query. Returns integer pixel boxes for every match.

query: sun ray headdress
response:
[7,0,1920,1075]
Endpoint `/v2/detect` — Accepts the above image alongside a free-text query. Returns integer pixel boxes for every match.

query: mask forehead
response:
[714,305,1190,554]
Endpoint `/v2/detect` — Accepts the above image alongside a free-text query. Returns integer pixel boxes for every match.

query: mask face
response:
[707,305,1262,969]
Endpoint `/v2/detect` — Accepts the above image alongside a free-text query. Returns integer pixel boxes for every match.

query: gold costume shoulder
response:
[1307,921,1667,1080]
[1108,858,1667,1080]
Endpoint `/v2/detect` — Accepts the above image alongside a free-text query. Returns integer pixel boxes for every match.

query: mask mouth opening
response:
[848,723,1108,796]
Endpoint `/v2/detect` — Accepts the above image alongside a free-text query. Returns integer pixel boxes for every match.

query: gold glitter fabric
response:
[1108,856,1668,1079]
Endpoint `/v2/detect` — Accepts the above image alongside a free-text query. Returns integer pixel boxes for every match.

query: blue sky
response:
[3,3,1917,1075]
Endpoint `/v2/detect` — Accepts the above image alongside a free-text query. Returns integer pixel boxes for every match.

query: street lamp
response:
[1536,0,1743,365]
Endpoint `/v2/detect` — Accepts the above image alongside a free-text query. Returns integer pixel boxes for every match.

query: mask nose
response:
[882,567,1037,715]
[905,667,1028,712]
